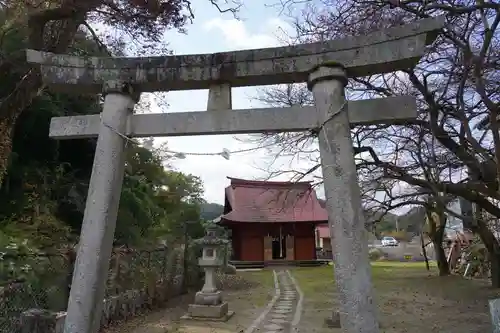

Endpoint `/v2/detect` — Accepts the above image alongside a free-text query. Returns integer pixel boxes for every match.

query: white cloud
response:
[153,16,301,204]
[203,17,294,50]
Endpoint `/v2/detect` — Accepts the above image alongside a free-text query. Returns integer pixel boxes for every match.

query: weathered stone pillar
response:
[21,309,66,333]
[308,63,379,333]
[64,80,139,333]
[264,235,273,261]
[490,298,500,333]
[207,83,232,111]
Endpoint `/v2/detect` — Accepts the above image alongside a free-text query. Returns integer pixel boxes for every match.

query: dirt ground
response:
[103,270,274,333]
[293,262,499,333]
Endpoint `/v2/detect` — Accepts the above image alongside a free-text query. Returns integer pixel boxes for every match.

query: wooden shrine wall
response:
[294,223,316,260]
[226,222,318,261]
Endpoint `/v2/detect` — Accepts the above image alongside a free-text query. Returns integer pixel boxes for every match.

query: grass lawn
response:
[218,269,275,308]
[292,262,500,333]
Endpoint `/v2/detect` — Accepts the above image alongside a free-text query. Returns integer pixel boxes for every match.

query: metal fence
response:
[0,245,195,333]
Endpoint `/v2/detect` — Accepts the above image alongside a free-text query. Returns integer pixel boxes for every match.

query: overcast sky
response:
[143,2,313,205]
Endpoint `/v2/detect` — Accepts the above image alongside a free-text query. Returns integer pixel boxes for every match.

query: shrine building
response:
[218,177,329,265]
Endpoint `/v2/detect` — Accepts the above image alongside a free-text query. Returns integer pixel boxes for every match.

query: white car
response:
[381,236,399,247]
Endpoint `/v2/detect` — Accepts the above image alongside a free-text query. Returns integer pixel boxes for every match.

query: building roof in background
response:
[317,224,330,238]
[220,177,328,224]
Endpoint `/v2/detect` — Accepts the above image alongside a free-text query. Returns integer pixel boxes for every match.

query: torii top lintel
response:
[26,16,444,94]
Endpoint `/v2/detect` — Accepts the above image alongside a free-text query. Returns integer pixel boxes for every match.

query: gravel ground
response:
[102,270,275,333]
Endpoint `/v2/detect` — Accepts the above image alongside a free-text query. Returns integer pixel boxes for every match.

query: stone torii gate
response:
[26,16,444,333]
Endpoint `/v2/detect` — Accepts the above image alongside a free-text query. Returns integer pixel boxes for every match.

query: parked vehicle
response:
[381,236,399,247]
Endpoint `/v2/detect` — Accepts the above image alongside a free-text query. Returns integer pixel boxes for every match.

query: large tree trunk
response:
[425,206,450,276]
[490,254,500,288]
[433,239,450,276]
[475,219,500,287]
[420,232,430,271]
[431,222,450,276]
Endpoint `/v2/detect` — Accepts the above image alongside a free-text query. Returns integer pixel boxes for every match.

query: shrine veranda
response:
[26,16,445,333]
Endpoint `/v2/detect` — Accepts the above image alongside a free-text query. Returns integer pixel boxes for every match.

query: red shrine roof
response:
[220,177,328,224]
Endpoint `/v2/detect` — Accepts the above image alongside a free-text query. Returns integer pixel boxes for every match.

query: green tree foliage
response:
[372,208,426,238]
[0,0,240,194]
[0,18,206,251]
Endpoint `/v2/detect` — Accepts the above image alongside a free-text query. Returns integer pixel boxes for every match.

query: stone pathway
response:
[245,269,303,333]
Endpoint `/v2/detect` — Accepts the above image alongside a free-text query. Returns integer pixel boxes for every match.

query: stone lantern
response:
[182,224,234,321]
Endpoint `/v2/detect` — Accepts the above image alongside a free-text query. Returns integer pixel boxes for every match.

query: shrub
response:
[368,248,383,261]
[223,264,237,275]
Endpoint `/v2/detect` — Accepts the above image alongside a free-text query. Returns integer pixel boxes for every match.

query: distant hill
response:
[370,206,426,236]
[400,206,426,233]
[200,202,224,221]
[318,198,425,236]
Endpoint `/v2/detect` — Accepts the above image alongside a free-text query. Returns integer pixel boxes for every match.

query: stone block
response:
[189,302,227,318]
[207,83,232,111]
[184,302,234,322]
[198,258,223,267]
[325,310,383,329]
[325,311,341,328]
[195,291,222,305]
[20,309,66,333]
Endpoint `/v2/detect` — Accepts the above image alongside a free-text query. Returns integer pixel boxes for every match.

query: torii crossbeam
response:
[49,96,416,139]
[26,15,445,333]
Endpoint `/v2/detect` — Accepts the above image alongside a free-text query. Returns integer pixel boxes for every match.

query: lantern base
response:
[195,290,222,305]
[182,302,234,322]
[325,311,341,328]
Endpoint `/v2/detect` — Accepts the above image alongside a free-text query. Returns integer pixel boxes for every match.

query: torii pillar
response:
[309,64,378,332]
[64,80,139,333]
